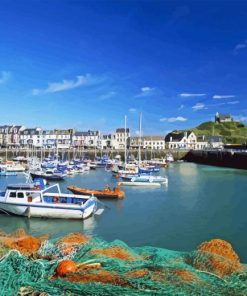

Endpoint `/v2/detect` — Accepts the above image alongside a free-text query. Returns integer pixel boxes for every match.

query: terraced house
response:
[20,128,43,148]
[43,129,73,149]
[0,125,25,148]
[128,136,165,150]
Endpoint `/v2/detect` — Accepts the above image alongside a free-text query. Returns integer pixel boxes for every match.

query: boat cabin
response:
[2,186,42,203]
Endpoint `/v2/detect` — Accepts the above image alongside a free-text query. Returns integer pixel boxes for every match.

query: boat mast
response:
[124,115,127,167]
[5,128,8,161]
[56,130,58,160]
[138,113,142,166]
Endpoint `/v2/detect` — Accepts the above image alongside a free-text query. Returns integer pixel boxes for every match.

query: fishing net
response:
[0,229,246,295]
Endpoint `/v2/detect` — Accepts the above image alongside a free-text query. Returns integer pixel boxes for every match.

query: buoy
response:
[56,260,77,276]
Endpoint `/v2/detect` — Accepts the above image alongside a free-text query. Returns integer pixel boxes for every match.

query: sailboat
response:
[112,116,139,176]
[119,113,168,186]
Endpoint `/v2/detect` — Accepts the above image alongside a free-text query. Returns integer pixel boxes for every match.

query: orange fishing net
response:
[125,269,149,279]
[187,239,243,277]
[152,268,198,285]
[61,270,128,286]
[56,232,89,245]
[90,246,136,261]
[197,239,240,265]
[0,228,47,255]
[55,233,90,256]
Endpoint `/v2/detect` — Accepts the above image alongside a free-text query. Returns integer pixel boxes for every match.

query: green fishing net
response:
[0,230,245,296]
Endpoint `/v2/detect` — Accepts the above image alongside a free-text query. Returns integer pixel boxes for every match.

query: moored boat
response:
[30,169,66,181]
[0,178,98,219]
[118,181,161,187]
[0,168,17,176]
[121,175,168,183]
[0,161,26,172]
[67,184,125,199]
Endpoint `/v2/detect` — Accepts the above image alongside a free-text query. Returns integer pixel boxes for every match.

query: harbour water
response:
[0,162,246,262]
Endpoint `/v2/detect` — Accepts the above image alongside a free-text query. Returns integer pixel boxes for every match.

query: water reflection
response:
[0,214,97,238]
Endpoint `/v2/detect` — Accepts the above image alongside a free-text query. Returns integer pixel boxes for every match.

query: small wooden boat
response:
[67,184,125,199]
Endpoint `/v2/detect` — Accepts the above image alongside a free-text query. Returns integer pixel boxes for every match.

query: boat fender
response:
[28,196,32,203]
[53,196,60,203]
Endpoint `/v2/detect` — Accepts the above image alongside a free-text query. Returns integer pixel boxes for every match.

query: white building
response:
[207,136,224,149]
[215,112,233,123]
[97,134,115,149]
[0,125,25,148]
[113,128,130,149]
[165,131,207,150]
[43,129,73,149]
[143,136,165,150]
[20,128,43,148]
[83,130,100,148]
[72,132,85,148]
[128,136,165,150]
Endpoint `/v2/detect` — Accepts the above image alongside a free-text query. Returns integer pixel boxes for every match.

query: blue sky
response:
[0,0,247,135]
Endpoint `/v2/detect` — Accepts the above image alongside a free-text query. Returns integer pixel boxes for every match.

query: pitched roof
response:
[116,128,130,133]
[143,136,164,141]
[216,113,232,120]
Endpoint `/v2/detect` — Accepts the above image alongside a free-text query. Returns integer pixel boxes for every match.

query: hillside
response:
[192,121,247,144]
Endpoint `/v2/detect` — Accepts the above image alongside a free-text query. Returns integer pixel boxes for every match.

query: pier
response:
[0,148,188,162]
[184,149,247,170]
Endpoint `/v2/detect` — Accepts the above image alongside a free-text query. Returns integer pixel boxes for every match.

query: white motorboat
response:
[165,153,174,162]
[118,181,161,187]
[0,161,26,172]
[122,175,168,184]
[0,178,98,219]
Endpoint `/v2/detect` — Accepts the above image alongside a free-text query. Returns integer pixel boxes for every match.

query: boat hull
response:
[0,201,95,219]
[30,172,65,181]
[68,186,125,199]
[118,181,161,186]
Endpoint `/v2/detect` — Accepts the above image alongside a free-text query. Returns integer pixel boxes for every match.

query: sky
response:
[0,0,247,135]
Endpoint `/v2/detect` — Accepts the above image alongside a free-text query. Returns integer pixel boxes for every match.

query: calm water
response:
[0,162,246,262]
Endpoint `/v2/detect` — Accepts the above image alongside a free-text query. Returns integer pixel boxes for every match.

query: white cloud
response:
[180,93,206,97]
[32,74,94,95]
[192,103,207,111]
[213,95,235,99]
[0,71,11,84]
[234,40,247,54]
[142,86,154,92]
[135,86,155,97]
[129,108,136,112]
[227,101,239,105]
[234,115,247,122]
[160,116,187,122]
[99,91,116,101]
[235,44,247,50]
